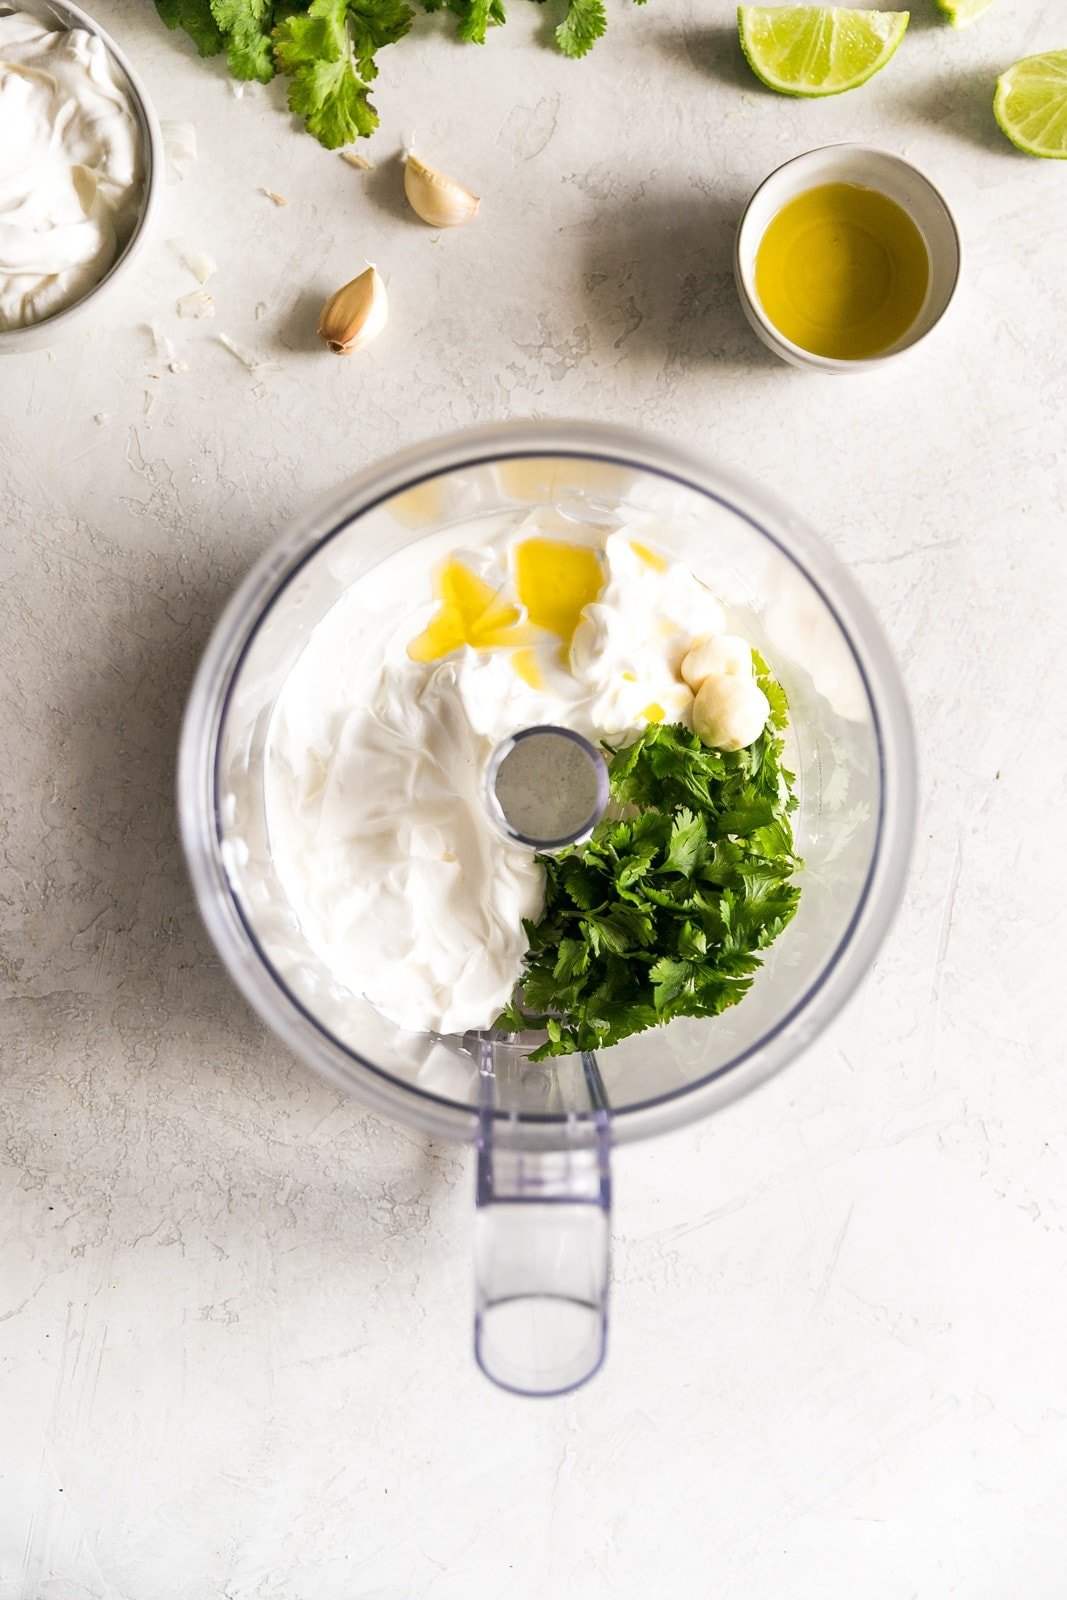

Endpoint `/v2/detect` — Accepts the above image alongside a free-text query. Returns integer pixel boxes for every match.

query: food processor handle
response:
[473,1113,611,1398]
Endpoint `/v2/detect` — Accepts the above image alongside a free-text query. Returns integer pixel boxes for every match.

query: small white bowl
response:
[0,0,163,354]
[735,145,962,375]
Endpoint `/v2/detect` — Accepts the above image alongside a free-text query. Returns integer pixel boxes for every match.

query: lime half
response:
[934,0,996,26]
[994,51,1067,159]
[737,6,910,97]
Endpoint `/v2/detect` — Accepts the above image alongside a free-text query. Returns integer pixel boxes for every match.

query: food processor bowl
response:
[178,421,915,1396]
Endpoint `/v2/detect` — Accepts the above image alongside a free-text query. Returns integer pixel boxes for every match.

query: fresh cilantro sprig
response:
[155,0,225,60]
[421,0,506,45]
[554,0,605,59]
[155,0,643,147]
[213,0,277,82]
[274,0,414,146]
[496,656,802,1059]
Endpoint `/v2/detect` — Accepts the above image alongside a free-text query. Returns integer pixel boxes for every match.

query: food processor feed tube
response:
[179,425,915,1400]
[477,725,613,1394]
[474,1035,612,1396]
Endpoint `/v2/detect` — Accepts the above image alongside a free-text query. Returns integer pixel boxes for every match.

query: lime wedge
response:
[994,51,1067,158]
[737,6,909,97]
[934,0,996,26]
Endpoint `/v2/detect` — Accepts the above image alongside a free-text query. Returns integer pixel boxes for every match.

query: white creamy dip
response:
[0,10,144,330]
[262,516,750,1038]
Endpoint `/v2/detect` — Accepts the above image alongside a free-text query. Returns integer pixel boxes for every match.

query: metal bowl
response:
[0,0,164,353]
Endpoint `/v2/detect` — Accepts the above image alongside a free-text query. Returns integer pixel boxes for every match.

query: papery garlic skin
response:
[318,266,387,355]
[403,153,480,228]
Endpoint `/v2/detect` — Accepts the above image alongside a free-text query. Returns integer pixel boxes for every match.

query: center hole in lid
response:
[488,726,609,851]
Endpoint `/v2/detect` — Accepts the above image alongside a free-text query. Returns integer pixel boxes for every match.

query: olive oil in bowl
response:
[754,182,931,362]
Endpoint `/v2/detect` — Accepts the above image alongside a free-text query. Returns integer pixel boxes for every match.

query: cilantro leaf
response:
[347,0,415,68]
[419,0,504,42]
[555,855,604,910]
[274,0,412,147]
[210,0,277,80]
[663,807,707,877]
[555,0,605,56]
[615,839,660,892]
[753,649,789,730]
[649,956,691,1008]
[228,26,276,78]
[553,938,589,982]
[155,0,225,56]
[287,54,378,143]
[496,999,528,1034]
[457,0,493,41]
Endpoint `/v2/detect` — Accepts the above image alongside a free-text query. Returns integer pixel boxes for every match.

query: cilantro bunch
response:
[497,660,802,1059]
[155,0,632,149]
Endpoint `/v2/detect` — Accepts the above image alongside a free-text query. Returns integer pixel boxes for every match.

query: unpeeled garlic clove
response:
[403,152,480,228]
[317,266,388,355]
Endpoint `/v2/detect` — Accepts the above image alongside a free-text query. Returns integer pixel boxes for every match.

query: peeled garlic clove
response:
[403,152,480,228]
[692,674,770,752]
[318,266,388,355]
[680,634,753,692]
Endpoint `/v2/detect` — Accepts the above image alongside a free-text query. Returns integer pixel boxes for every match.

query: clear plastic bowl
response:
[178,422,916,1395]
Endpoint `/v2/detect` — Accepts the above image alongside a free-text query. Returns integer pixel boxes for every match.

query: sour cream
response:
[0,10,144,330]
[263,519,738,1037]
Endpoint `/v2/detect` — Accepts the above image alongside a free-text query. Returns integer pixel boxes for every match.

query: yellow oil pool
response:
[407,560,523,662]
[755,182,930,361]
[407,538,605,665]
[513,538,603,646]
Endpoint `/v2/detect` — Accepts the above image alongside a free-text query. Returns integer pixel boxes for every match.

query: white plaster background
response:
[1,0,1066,1594]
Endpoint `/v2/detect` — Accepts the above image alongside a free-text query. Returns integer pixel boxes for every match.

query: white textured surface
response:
[2,1,1066,1594]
